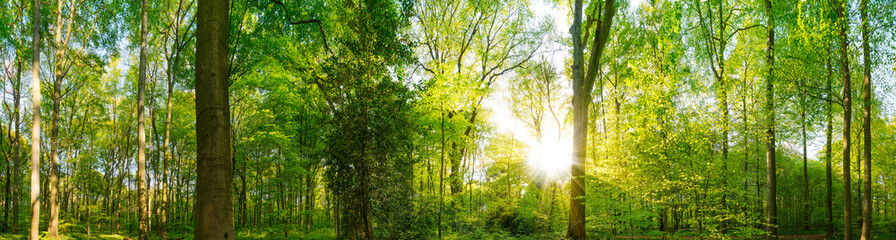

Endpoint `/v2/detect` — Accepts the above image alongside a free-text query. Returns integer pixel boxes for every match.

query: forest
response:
[0,0,896,239]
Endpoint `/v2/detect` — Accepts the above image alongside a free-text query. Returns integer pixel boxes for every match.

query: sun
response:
[526,137,573,181]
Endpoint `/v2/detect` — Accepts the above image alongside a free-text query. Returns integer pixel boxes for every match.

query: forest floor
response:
[0,229,333,240]
[616,234,826,239]
[0,230,893,239]
[0,232,133,240]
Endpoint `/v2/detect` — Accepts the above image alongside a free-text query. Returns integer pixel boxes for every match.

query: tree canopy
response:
[0,0,895,239]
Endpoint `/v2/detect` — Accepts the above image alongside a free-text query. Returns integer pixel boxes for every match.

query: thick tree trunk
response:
[836,1,852,239]
[566,0,616,239]
[137,0,150,238]
[29,0,42,237]
[567,0,586,237]
[860,0,872,239]
[764,0,777,238]
[193,0,234,237]
[568,1,615,239]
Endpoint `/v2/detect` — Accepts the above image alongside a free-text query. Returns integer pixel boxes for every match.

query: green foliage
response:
[1,0,896,239]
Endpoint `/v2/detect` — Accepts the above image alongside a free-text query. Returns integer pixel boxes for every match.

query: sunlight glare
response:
[527,137,573,181]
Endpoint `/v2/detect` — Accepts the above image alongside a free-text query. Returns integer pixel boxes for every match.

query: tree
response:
[137,0,150,237]
[568,0,617,238]
[193,0,234,238]
[693,1,760,224]
[764,0,777,238]
[825,48,835,238]
[835,0,852,239]
[29,0,41,238]
[859,0,872,238]
[412,0,545,196]
[159,0,194,236]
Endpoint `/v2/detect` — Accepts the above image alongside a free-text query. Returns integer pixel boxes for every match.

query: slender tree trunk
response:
[137,0,150,238]
[438,108,445,240]
[764,0,777,238]
[802,98,809,230]
[860,0,872,238]
[825,52,835,238]
[194,0,234,237]
[716,4,730,228]
[13,59,21,234]
[305,171,314,232]
[47,0,66,236]
[3,119,9,230]
[163,69,172,239]
[837,1,853,238]
[29,0,42,236]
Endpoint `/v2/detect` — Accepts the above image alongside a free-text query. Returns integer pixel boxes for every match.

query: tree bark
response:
[163,70,172,238]
[137,0,150,238]
[825,51,835,238]
[764,0,777,238]
[13,55,22,235]
[47,0,66,236]
[836,0,853,239]
[194,0,234,237]
[438,108,445,240]
[802,97,809,230]
[29,0,42,236]
[568,0,616,239]
[860,0,872,239]
[3,95,9,231]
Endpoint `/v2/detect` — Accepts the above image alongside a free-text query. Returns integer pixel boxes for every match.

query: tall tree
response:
[801,95,809,229]
[859,0,872,239]
[29,0,41,237]
[47,0,65,235]
[825,49,835,238]
[694,2,759,221]
[193,0,234,238]
[568,0,616,239]
[13,40,22,235]
[137,0,150,237]
[764,0,777,238]
[160,0,194,237]
[836,0,852,239]
[412,0,545,195]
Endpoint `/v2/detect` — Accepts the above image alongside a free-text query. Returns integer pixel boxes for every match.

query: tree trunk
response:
[305,171,314,232]
[29,0,42,236]
[13,57,21,235]
[568,0,616,239]
[802,98,809,230]
[860,0,872,238]
[836,0,853,238]
[825,51,834,238]
[193,0,234,237]
[137,0,150,238]
[3,120,9,230]
[47,0,66,236]
[438,108,445,240]
[163,68,173,239]
[764,0,777,238]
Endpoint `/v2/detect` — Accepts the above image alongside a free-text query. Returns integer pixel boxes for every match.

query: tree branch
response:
[270,0,334,55]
